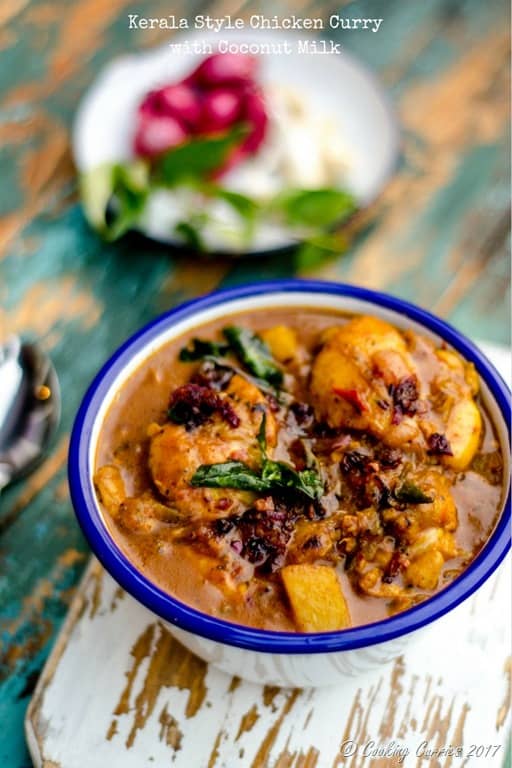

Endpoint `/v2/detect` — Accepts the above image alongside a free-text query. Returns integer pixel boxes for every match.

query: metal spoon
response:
[0,336,61,492]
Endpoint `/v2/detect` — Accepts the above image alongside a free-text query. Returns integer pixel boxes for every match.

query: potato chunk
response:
[443,398,482,471]
[281,564,351,632]
[260,325,299,363]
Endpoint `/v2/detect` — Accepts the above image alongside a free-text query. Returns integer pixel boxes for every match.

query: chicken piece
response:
[94,463,184,533]
[361,579,404,599]
[436,348,480,396]
[310,316,423,448]
[286,517,340,564]
[149,374,276,519]
[117,493,183,534]
[358,567,381,592]
[407,527,457,560]
[405,550,444,590]
[174,544,254,606]
[94,465,126,516]
[404,520,458,591]
[281,564,351,631]
[436,348,463,373]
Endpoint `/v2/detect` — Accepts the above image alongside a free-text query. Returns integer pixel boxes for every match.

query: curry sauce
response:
[94,309,504,632]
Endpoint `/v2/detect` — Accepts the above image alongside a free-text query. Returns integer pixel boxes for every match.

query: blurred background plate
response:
[73,29,400,254]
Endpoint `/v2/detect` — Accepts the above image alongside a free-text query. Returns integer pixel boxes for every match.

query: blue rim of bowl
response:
[69,280,511,654]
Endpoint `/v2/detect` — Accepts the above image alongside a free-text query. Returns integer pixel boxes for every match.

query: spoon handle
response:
[0,463,12,492]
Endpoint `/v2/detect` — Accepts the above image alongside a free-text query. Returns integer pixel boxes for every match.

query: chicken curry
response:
[94,310,504,632]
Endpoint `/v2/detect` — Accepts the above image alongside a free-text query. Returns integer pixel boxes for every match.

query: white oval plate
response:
[73,30,400,254]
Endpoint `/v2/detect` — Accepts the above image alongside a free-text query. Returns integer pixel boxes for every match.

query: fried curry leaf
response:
[256,411,268,456]
[192,413,324,501]
[178,332,283,393]
[191,458,323,500]
[261,461,324,500]
[394,482,433,505]
[179,338,230,362]
[222,326,283,388]
[190,461,268,492]
[259,412,323,500]
[205,355,290,403]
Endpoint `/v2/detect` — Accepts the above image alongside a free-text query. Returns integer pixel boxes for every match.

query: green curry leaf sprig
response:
[394,481,433,505]
[179,326,283,390]
[222,326,283,388]
[191,414,324,501]
[178,338,230,362]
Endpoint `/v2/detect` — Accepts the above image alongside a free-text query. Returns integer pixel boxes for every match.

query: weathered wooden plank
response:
[0,0,509,765]
[25,553,511,767]
[306,21,510,343]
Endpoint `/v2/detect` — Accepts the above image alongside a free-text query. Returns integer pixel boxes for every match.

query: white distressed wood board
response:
[25,344,512,768]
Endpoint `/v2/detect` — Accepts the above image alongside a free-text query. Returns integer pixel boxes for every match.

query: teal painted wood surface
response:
[0,1,510,765]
